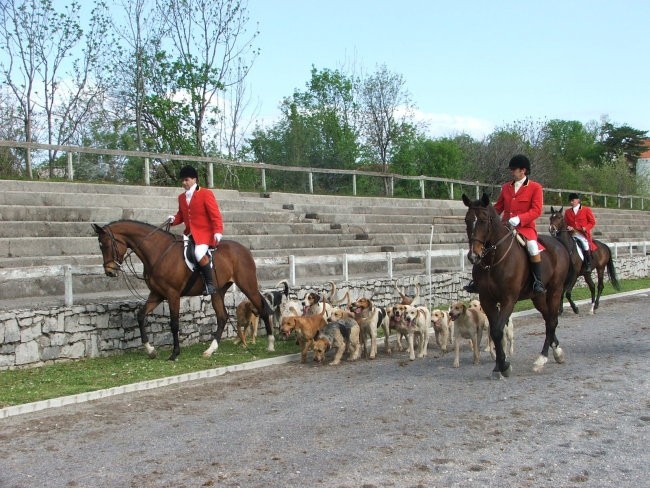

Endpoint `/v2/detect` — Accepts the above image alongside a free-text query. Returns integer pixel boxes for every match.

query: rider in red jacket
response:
[564,192,596,272]
[465,154,546,295]
[167,165,224,295]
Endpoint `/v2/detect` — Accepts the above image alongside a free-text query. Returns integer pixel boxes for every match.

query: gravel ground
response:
[1,292,649,488]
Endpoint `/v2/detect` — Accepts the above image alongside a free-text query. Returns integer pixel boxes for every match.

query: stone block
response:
[2,318,20,343]
[15,341,40,365]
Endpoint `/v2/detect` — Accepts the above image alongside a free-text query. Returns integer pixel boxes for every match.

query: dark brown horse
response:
[548,206,621,314]
[92,220,274,360]
[462,194,571,378]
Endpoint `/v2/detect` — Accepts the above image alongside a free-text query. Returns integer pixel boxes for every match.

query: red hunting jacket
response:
[564,205,597,251]
[493,178,543,242]
[171,186,223,247]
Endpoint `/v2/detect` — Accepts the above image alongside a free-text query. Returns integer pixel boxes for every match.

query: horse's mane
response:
[106,219,178,239]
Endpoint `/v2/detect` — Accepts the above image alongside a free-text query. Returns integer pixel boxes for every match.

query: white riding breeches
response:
[526,239,541,256]
[573,233,589,250]
[194,243,209,262]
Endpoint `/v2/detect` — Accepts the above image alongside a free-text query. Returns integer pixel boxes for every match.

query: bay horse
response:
[462,194,571,378]
[92,220,274,360]
[548,207,621,314]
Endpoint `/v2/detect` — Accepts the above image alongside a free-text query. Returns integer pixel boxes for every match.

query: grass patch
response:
[0,337,299,408]
[1,277,648,408]
[513,276,650,313]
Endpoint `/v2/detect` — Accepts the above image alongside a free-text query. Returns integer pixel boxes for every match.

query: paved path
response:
[1,292,649,488]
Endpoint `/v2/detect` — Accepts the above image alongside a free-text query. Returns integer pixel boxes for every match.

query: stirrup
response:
[533,280,546,295]
[203,283,217,296]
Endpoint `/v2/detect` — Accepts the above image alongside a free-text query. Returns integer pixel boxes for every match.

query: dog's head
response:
[352,297,372,317]
[404,305,423,326]
[448,301,467,322]
[431,309,448,328]
[388,304,407,325]
[279,316,298,338]
[302,291,321,313]
[468,299,483,313]
[312,336,331,363]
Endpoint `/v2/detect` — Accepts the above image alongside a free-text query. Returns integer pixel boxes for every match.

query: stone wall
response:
[1,254,648,370]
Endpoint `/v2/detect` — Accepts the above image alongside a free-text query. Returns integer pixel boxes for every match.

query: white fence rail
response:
[1,241,648,306]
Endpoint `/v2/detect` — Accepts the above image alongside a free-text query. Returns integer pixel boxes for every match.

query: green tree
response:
[246,66,359,193]
[597,122,648,173]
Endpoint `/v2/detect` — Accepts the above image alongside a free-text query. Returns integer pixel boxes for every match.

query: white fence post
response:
[67,153,74,181]
[289,255,296,287]
[144,158,150,186]
[64,265,73,306]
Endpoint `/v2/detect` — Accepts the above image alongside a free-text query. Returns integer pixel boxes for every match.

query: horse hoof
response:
[491,370,503,380]
[532,355,548,372]
[501,364,512,377]
[553,346,565,364]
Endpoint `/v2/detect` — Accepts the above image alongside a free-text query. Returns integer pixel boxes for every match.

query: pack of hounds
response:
[235,280,515,368]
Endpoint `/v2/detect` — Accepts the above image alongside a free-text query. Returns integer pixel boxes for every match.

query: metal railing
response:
[0,140,647,210]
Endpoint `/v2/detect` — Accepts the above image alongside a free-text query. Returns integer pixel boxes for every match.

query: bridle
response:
[101,226,130,272]
[548,213,570,238]
[467,208,517,269]
[100,222,173,274]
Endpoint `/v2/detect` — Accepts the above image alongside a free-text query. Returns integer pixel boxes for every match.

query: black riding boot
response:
[198,262,218,295]
[463,280,479,293]
[583,250,592,273]
[530,260,546,295]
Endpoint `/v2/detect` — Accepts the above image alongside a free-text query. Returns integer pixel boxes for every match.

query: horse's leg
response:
[249,292,275,352]
[533,290,564,372]
[482,300,512,378]
[593,266,605,312]
[137,293,164,359]
[167,295,182,361]
[204,288,230,357]
[582,271,597,314]
[565,283,579,314]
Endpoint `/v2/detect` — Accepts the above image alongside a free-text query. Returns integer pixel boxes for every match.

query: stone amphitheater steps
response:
[1,178,648,304]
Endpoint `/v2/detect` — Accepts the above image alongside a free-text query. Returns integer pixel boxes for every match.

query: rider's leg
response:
[576,235,592,272]
[527,240,546,295]
[195,244,217,295]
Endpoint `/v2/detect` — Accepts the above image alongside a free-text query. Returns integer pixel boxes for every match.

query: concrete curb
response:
[2,288,648,420]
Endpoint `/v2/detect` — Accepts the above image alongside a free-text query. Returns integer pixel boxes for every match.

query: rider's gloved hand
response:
[166,215,175,224]
[214,233,222,243]
[508,216,520,227]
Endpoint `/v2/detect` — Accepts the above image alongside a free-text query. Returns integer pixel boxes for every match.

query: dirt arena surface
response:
[1,292,649,488]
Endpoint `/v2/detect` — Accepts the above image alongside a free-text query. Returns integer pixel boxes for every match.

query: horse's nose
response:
[467,251,478,264]
[104,264,118,277]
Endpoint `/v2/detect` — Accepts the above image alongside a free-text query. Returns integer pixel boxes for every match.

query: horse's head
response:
[462,192,495,264]
[548,206,565,237]
[92,223,127,277]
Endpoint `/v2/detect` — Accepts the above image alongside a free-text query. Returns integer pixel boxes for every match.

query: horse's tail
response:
[605,246,621,291]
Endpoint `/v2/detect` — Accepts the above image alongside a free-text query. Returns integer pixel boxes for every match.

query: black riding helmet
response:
[179,165,198,179]
[508,154,531,174]
[568,192,580,201]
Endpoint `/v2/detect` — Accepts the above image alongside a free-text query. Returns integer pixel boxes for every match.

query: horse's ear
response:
[461,193,472,207]
[91,223,104,235]
[550,206,555,214]
[559,206,563,213]
[480,193,490,206]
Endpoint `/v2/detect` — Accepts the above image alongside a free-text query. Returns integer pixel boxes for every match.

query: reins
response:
[104,221,178,300]
[469,211,517,270]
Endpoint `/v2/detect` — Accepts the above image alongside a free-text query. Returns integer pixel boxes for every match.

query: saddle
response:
[183,235,213,271]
